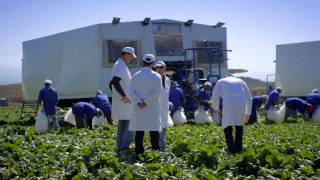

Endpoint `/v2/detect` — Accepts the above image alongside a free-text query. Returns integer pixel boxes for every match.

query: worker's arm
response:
[55,91,59,105]
[143,76,162,106]
[129,78,144,105]
[243,82,252,115]
[180,90,185,105]
[37,90,43,105]
[212,82,221,112]
[109,76,126,97]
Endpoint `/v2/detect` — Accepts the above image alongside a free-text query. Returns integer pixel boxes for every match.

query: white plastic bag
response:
[167,113,174,127]
[312,107,320,123]
[172,108,187,125]
[212,112,221,125]
[267,106,278,122]
[194,107,212,125]
[92,112,107,128]
[35,110,49,133]
[277,103,286,123]
[64,108,76,126]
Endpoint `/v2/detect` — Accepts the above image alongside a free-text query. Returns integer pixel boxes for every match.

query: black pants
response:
[284,107,297,121]
[75,116,93,129]
[105,113,113,125]
[223,126,243,154]
[135,131,160,155]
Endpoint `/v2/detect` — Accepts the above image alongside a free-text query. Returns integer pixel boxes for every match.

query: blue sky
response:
[0,0,319,84]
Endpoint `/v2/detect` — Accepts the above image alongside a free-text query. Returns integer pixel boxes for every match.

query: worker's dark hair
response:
[142,60,153,67]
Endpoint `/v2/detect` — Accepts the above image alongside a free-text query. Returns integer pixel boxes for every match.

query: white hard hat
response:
[143,54,155,63]
[44,79,52,85]
[312,89,318,93]
[204,82,212,87]
[154,61,166,67]
[122,47,137,58]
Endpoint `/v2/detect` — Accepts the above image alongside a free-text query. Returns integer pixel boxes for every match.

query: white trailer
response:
[275,41,320,97]
[22,19,228,101]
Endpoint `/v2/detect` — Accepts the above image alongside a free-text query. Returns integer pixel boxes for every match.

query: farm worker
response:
[38,79,59,130]
[198,82,213,111]
[212,75,252,154]
[247,95,268,124]
[306,89,320,118]
[110,47,135,154]
[169,81,184,115]
[72,102,102,129]
[154,60,171,151]
[284,97,313,121]
[91,90,112,125]
[129,54,162,155]
[184,82,197,119]
[265,87,282,110]
[265,87,282,122]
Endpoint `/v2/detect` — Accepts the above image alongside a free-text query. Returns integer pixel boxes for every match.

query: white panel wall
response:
[275,41,320,96]
[22,20,229,100]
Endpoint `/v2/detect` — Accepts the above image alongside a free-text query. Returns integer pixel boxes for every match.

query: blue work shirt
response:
[266,90,280,110]
[306,93,320,113]
[250,96,264,120]
[252,96,264,111]
[285,97,308,114]
[72,102,97,120]
[38,86,58,116]
[169,86,184,113]
[184,89,197,113]
[91,94,112,116]
[198,88,212,110]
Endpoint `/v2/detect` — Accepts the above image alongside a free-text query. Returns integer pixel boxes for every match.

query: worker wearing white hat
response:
[129,54,162,155]
[198,81,213,111]
[212,76,252,154]
[154,60,171,151]
[37,79,59,131]
[110,47,136,154]
[306,89,320,118]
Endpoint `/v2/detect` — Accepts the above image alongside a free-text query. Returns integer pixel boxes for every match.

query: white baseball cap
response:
[154,61,166,67]
[44,79,52,85]
[143,54,155,63]
[122,47,137,58]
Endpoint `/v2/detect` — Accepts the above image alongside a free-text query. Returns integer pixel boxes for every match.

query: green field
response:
[0,106,320,179]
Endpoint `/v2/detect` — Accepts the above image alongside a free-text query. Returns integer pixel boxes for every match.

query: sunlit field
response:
[0,105,320,179]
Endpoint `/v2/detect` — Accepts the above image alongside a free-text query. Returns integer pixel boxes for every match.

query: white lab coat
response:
[129,67,162,132]
[212,76,252,130]
[159,76,171,128]
[111,58,133,123]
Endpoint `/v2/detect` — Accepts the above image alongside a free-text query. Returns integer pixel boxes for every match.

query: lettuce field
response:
[1,105,320,179]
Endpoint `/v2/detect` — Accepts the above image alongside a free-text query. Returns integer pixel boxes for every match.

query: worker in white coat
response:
[212,75,252,154]
[109,47,135,154]
[154,60,171,151]
[129,54,162,155]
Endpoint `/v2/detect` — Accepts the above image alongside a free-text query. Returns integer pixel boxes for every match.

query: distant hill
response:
[238,76,275,96]
[0,77,275,102]
[0,84,22,103]
[239,76,267,88]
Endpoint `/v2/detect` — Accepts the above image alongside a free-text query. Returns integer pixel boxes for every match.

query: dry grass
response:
[0,83,22,103]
